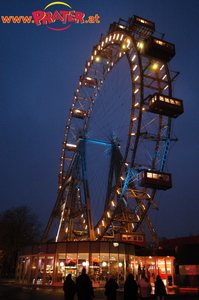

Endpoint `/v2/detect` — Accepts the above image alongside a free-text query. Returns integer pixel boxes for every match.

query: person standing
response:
[63,274,76,300]
[154,275,167,300]
[138,275,152,300]
[104,274,119,300]
[76,268,95,300]
[124,274,138,300]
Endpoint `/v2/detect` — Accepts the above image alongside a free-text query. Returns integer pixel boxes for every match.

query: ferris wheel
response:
[43,16,183,246]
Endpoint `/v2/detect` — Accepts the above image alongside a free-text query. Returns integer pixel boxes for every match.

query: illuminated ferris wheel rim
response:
[64,33,166,225]
[60,33,172,180]
[43,15,184,245]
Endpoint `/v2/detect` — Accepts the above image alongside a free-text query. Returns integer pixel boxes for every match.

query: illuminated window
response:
[137,18,144,23]
[154,39,165,46]
[147,172,152,178]
[122,235,127,240]
[136,17,152,27]
[152,173,158,179]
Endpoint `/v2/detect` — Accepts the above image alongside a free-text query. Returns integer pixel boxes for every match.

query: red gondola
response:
[138,170,172,190]
[149,93,184,118]
[115,233,146,247]
[144,36,175,62]
[128,15,155,37]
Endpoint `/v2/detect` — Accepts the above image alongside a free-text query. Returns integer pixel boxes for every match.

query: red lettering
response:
[41,12,53,24]
[52,10,64,23]
[75,12,85,23]
[95,14,100,23]
[68,11,75,22]
[31,10,92,26]
[21,16,32,23]
[87,16,95,23]
[60,11,69,23]
[1,16,11,23]
[32,11,45,25]
[11,16,21,23]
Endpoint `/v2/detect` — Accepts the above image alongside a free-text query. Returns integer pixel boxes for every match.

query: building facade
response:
[15,241,174,287]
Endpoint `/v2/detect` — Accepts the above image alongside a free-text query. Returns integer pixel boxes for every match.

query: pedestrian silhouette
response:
[76,268,95,300]
[104,274,119,300]
[63,274,76,300]
[138,275,152,300]
[124,274,138,300]
[155,275,167,300]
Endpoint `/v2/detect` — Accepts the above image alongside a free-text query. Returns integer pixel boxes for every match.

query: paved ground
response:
[0,282,199,300]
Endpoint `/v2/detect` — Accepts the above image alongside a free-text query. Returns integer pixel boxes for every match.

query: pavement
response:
[0,282,199,300]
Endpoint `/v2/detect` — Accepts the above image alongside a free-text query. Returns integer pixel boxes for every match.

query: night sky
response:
[1,0,199,240]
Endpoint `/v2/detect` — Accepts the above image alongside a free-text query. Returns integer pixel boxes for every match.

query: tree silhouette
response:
[0,205,42,278]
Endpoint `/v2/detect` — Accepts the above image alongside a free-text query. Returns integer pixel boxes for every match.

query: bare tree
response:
[0,205,43,278]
